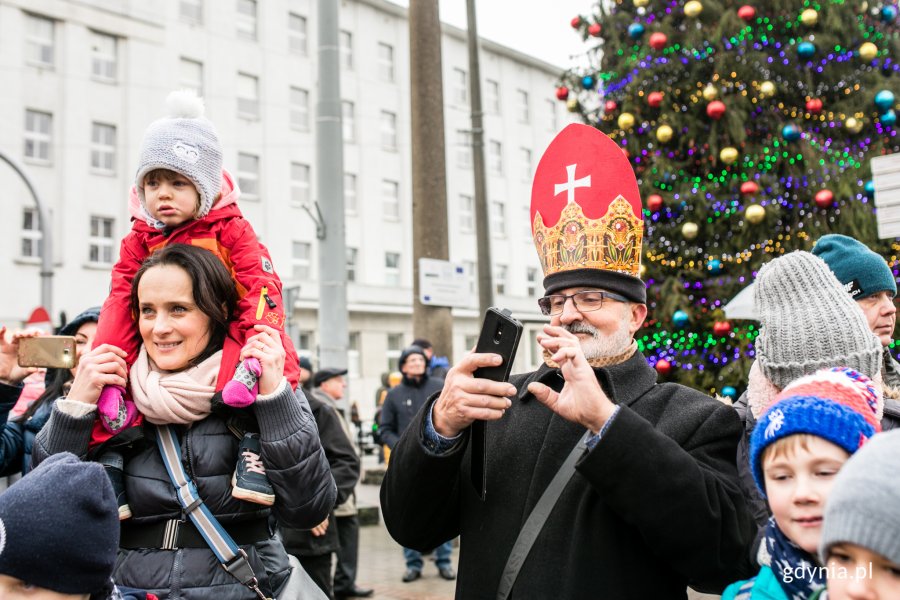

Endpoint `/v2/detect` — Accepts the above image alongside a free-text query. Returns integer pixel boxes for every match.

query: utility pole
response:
[465,0,493,315]
[315,0,349,376]
[409,0,453,359]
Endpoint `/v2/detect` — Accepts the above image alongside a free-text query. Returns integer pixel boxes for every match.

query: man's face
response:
[402,354,427,377]
[857,291,896,346]
[321,376,346,400]
[548,287,647,360]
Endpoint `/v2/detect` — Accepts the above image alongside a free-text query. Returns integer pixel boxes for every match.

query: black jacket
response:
[379,374,444,449]
[381,352,756,599]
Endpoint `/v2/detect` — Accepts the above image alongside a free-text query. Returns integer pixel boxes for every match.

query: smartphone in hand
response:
[17,336,77,369]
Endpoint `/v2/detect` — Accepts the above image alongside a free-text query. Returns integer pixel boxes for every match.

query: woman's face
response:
[70,321,97,378]
[137,264,212,371]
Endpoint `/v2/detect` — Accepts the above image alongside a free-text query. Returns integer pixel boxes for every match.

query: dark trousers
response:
[332,514,360,594]
[296,552,334,598]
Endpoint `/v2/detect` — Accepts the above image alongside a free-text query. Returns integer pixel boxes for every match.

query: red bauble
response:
[806,98,823,113]
[588,23,602,36]
[712,321,733,336]
[649,32,668,50]
[647,194,664,211]
[737,5,757,20]
[556,87,570,101]
[740,181,759,195]
[655,359,672,375]
[706,100,727,120]
[647,91,664,107]
[571,16,582,28]
[604,100,618,112]
[815,189,834,208]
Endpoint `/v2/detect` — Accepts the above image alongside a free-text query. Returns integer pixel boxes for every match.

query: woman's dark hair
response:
[130,243,239,367]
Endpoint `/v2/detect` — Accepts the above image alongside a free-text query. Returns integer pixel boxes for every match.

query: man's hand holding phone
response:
[432,352,516,438]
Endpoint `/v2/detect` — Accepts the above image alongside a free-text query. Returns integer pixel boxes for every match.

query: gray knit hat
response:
[819,429,900,565]
[754,251,882,389]
[135,90,223,228]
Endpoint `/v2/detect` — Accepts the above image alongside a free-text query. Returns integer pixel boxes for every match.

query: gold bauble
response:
[745,204,766,224]
[656,124,674,143]
[845,117,864,133]
[618,112,636,129]
[684,0,703,17]
[859,42,878,62]
[719,146,739,165]
[634,0,649,6]
[681,222,699,240]
[702,84,718,101]
[800,8,818,25]
[566,98,580,113]
[759,80,776,98]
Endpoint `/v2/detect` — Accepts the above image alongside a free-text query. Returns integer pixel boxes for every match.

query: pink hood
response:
[129,168,241,225]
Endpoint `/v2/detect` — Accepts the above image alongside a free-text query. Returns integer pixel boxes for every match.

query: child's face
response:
[826,543,900,600]
[763,436,850,554]
[144,171,201,227]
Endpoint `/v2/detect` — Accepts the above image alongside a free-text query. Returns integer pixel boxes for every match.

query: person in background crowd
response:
[299,356,314,397]
[411,338,449,380]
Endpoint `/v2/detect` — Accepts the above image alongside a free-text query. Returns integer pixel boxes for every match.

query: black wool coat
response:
[379,374,444,450]
[381,351,756,600]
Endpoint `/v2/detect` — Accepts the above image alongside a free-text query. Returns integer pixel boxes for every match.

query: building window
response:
[25,14,54,68]
[495,264,508,296]
[382,180,400,219]
[377,42,394,82]
[180,0,203,24]
[89,216,115,265]
[90,31,117,82]
[90,123,116,174]
[457,130,472,168]
[381,110,397,150]
[527,267,539,297]
[464,334,478,352]
[463,260,477,295]
[344,173,357,214]
[547,99,557,131]
[385,252,401,287]
[289,86,309,131]
[520,147,532,182]
[348,332,361,378]
[24,109,52,163]
[486,79,500,114]
[453,67,468,105]
[297,330,314,354]
[21,208,42,258]
[387,333,403,371]
[346,247,358,282]
[342,101,355,143]
[236,0,257,40]
[237,73,259,119]
[179,58,203,97]
[237,153,260,200]
[517,89,530,123]
[459,194,474,232]
[288,13,307,55]
[290,162,310,205]
[339,30,353,69]
[292,241,311,280]
[491,201,506,237]
[488,140,502,174]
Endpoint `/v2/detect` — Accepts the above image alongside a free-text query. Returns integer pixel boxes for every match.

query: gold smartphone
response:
[17,336,77,369]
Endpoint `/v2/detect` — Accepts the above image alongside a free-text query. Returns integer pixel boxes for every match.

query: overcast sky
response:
[391,0,595,69]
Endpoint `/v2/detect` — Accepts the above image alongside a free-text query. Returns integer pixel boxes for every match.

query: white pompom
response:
[165,89,205,119]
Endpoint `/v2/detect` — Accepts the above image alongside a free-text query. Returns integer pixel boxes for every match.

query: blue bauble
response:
[628,23,646,39]
[865,180,876,197]
[875,90,896,113]
[882,4,898,22]
[581,75,595,90]
[782,123,801,141]
[722,386,737,399]
[797,41,816,58]
[673,310,690,328]
[882,110,898,127]
[708,258,723,274]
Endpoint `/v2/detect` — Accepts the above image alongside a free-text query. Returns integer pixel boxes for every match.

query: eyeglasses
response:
[537,290,628,316]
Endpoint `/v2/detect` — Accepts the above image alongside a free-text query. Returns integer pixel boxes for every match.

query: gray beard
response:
[564,320,633,360]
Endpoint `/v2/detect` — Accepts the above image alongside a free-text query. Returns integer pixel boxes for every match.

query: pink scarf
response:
[130,347,222,424]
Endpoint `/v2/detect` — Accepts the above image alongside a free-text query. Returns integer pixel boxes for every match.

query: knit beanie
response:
[749,367,881,496]
[135,90,223,227]
[754,251,882,389]
[0,452,119,594]
[812,234,897,300]
[819,429,900,565]
[399,345,427,370]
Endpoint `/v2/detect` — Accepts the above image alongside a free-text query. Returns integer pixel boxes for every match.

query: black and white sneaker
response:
[231,432,275,506]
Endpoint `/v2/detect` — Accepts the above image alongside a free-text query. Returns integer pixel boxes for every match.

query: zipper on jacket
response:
[256,286,268,319]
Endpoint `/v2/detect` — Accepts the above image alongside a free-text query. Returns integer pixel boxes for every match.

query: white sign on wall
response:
[872,153,900,239]
[419,258,470,308]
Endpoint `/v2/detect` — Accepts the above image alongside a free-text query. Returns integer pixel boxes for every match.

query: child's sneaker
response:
[222,358,262,408]
[99,452,132,520]
[231,432,275,506]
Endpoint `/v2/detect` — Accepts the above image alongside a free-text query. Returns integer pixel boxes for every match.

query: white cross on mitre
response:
[554,164,591,205]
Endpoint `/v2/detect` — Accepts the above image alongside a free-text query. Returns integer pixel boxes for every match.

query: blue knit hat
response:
[812,234,896,300]
[749,367,880,497]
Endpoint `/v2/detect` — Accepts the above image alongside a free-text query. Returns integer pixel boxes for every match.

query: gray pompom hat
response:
[135,90,223,228]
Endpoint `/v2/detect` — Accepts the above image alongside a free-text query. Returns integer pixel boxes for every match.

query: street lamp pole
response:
[0,150,53,315]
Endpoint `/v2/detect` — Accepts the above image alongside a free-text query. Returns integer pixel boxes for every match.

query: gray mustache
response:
[564,323,598,336]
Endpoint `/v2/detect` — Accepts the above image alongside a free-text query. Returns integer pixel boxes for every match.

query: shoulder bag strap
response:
[496,429,592,600]
[155,424,271,600]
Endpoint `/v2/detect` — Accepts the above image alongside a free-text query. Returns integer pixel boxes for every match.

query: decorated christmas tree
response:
[558,0,900,396]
